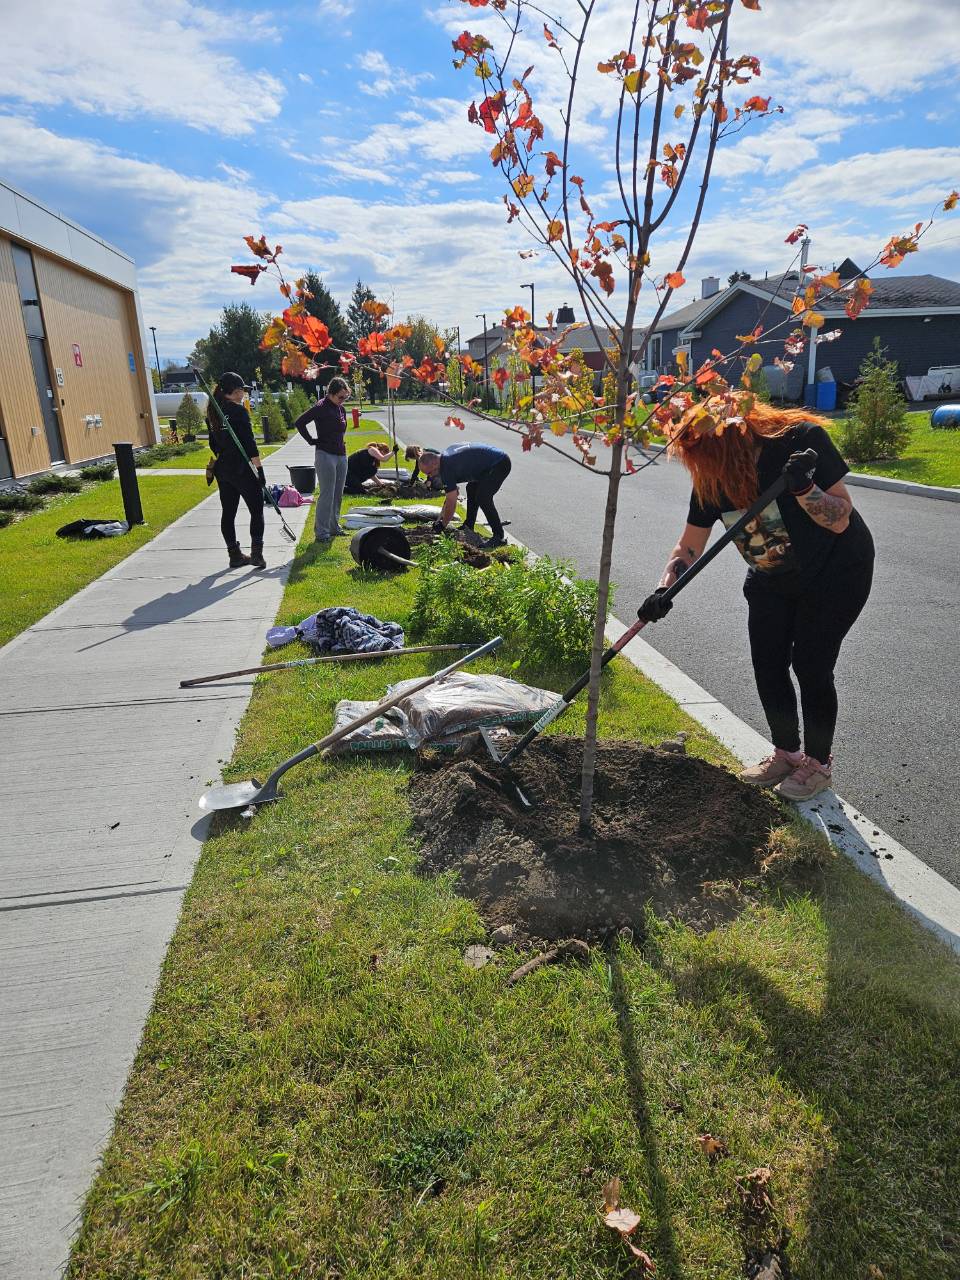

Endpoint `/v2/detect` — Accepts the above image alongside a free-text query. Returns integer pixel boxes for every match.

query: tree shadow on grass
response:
[607,954,686,1280]
[657,891,960,1279]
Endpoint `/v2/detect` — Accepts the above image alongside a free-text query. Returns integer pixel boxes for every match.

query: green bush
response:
[409,541,599,668]
[836,338,910,463]
[174,393,205,439]
[0,490,45,512]
[27,472,83,495]
[260,391,288,443]
[136,442,204,467]
[0,510,13,528]
[79,462,116,482]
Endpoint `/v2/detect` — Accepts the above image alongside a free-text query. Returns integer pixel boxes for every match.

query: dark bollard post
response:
[114,442,144,526]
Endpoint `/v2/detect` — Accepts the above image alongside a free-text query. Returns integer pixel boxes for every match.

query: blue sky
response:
[2,0,958,362]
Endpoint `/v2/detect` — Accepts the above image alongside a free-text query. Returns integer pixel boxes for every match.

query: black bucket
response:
[288,465,315,494]
[350,525,412,572]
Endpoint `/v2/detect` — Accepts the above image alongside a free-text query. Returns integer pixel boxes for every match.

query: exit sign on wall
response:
[72,344,82,367]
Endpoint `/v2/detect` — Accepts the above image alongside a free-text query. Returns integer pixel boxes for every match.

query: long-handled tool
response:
[191,366,297,543]
[180,643,471,688]
[481,451,817,808]
[198,635,503,811]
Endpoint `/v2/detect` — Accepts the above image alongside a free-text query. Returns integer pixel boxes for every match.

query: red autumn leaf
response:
[743,95,771,111]
[243,234,275,259]
[521,435,534,451]
[740,0,761,7]
[357,333,391,356]
[362,299,391,322]
[664,271,685,289]
[686,5,709,30]
[282,348,310,377]
[845,277,873,319]
[543,150,564,176]
[231,264,266,285]
[695,366,718,385]
[339,352,355,374]
[593,261,615,295]
[492,367,511,390]
[879,231,920,269]
[478,92,506,133]
[784,222,808,245]
[547,219,564,241]
[445,414,466,430]
[543,23,559,48]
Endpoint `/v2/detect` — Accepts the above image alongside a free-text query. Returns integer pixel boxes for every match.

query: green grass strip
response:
[827,411,960,487]
[0,475,209,647]
[66,484,960,1280]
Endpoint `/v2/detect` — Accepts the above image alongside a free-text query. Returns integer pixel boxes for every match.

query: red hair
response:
[668,401,829,509]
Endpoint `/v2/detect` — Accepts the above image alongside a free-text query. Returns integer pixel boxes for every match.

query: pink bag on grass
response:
[278,486,309,507]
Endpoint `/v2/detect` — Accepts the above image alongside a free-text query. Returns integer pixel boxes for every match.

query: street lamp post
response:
[149,326,162,391]
[475,312,488,404]
[521,282,536,399]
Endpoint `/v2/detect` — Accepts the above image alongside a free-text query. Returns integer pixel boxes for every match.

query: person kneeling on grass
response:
[344,442,393,495]
[638,400,874,802]
[416,442,511,549]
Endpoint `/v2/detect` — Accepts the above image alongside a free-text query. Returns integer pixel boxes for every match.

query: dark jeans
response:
[217,469,265,550]
[463,456,511,538]
[746,555,874,764]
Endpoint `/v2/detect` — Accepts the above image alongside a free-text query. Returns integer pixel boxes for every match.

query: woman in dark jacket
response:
[207,371,266,569]
[641,401,874,801]
[294,376,351,542]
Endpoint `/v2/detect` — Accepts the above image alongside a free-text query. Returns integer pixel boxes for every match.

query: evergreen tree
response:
[302,271,350,353]
[837,337,910,462]
[188,303,280,388]
[174,392,204,439]
[346,280,385,401]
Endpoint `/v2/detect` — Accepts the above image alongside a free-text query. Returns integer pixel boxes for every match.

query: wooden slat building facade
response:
[0,180,158,481]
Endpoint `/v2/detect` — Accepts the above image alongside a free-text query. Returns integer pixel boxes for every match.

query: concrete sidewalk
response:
[0,437,314,1278]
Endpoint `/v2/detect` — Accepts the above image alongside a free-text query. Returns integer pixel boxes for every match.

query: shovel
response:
[198,635,503,812]
[482,451,817,808]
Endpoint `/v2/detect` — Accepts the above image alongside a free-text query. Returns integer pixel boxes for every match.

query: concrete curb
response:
[374,408,960,957]
[845,471,960,503]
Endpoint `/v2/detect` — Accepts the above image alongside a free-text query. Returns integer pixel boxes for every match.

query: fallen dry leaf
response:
[697,1132,730,1163]
[464,944,495,969]
[604,1207,641,1235]
[602,1176,621,1211]
[737,1165,775,1222]
[625,1237,657,1272]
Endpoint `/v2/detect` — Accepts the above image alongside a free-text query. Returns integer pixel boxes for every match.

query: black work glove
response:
[431,519,445,533]
[392,443,400,456]
[637,588,673,624]
[783,449,817,495]
[256,467,266,489]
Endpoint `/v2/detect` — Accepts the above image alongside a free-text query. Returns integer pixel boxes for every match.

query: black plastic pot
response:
[288,465,316,494]
[350,525,413,572]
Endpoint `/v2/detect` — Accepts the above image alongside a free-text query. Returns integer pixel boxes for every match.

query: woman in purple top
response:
[294,375,350,542]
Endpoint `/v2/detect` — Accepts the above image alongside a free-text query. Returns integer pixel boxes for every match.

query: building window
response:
[648,334,662,371]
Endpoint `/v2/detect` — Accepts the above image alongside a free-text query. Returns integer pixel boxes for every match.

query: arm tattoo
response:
[798,484,851,530]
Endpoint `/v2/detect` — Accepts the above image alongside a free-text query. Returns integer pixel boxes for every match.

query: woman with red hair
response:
[641,401,874,800]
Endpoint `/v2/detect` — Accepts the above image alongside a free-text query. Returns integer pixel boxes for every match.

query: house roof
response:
[652,294,723,334]
[745,271,960,311]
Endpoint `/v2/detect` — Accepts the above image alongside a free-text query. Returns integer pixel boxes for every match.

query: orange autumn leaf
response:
[784,222,808,245]
[547,219,564,241]
[243,234,280,260]
[282,348,310,377]
[945,190,959,211]
[664,271,685,289]
[231,264,266,285]
[740,0,761,7]
[492,366,511,390]
[362,299,391,322]
[445,414,467,430]
[743,95,770,111]
[513,174,535,198]
[259,317,286,350]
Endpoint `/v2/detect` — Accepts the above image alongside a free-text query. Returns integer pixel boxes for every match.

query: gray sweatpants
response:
[314,450,348,540]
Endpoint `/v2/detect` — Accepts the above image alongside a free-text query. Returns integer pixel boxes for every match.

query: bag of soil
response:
[329,700,409,753]
[387,671,559,749]
[56,518,130,539]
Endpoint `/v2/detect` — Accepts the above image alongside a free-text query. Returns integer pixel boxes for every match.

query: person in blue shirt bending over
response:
[417,442,511,549]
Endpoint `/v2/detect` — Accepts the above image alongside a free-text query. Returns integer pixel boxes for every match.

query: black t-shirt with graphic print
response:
[686,424,874,596]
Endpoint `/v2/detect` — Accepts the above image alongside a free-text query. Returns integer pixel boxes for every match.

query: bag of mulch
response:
[386,671,559,749]
[329,700,410,753]
[56,518,129,539]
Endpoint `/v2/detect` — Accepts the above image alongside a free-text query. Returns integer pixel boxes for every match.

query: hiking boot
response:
[739,748,802,787]
[482,534,507,550]
[250,542,266,570]
[228,545,251,568]
[777,754,834,801]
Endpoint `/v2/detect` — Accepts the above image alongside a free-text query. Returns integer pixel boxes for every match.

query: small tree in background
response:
[174,392,204,440]
[260,389,288,443]
[837,337,910,462]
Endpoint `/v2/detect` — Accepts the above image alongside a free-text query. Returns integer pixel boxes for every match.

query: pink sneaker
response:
[777,754,833,801]
[739,749,802,787]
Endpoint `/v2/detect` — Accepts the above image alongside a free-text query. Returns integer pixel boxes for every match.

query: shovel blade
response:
[199,779,270,812]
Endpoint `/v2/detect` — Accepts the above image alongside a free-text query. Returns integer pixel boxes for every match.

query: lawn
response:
[0,474,209,648]
[65,483,960,1279]
[143,442,282,470]
[826,410,960,487]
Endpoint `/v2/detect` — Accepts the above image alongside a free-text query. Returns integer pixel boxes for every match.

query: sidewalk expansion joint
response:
[0,693,249,717]
[0,885,190,913]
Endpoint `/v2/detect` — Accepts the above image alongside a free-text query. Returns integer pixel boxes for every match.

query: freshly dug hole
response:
[410,736,790,944]
[402,525,493,569]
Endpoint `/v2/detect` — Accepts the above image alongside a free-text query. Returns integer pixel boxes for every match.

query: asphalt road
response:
[379,403,960,887]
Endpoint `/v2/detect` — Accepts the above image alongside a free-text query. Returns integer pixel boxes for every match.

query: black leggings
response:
[217,470,265,550]
[746,556,873,764]
[463,457,512,538]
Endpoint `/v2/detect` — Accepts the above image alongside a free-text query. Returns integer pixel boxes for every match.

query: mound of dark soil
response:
[409,736,787,944]
[366,478,437,499]
[403,525,491,568]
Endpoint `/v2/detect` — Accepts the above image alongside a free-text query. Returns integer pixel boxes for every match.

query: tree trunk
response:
[578,435,624,834]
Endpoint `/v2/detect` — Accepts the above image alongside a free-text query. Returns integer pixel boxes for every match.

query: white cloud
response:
[0,0,283,136]
[299,72,314,85]
[355,50,433,97]
[317,0,353,17]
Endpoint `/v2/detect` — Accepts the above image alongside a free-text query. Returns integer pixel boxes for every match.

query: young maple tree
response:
[229,0,956,834]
